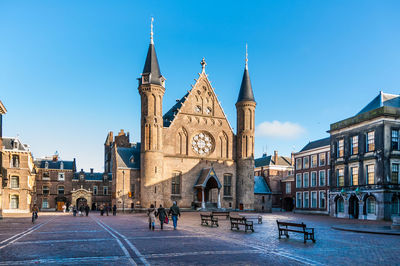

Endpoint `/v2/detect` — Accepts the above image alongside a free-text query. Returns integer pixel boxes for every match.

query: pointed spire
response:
[237,44,255,103]
[150,17,154,44]
[141,17,164,86]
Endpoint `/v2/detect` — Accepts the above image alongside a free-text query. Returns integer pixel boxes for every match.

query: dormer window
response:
[13,140,18,149]
[60,162,64,170]
[45,161,49,169]
[142,74,150,84]
[80,174,84,180]
[11,155,20,168]
[130,155,134,164]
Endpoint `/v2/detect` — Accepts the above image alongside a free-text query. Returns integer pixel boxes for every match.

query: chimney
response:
[274,150,278,164]
[118,129,125,136]
[52,154,58,162]
[291,152,295,166]
[90,168,94,174]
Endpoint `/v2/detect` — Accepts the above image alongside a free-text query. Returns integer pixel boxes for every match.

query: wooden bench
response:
[200,214,219,227]
[276,220,315,243]
[239,214,262,224]
[212,211,230,219]
[230,216,254,232]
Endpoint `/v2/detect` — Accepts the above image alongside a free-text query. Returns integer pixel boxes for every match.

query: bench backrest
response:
[212,211,229,214]
[230,216,246,222]
[276,220,306,228]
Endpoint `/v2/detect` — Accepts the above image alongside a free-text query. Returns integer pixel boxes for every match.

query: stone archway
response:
[348,195,359,219]
[71,188,92,209]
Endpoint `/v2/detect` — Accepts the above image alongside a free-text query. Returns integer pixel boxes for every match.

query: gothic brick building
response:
[110,24,257,211]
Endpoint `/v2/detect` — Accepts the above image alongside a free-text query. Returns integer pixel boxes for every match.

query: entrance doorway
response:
[57,201,65,211]
[76,198,87,208]
[282,197,294,211]
[349,195,359,219]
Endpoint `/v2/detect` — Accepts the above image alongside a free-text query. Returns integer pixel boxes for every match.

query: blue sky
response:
[1,1,400,171]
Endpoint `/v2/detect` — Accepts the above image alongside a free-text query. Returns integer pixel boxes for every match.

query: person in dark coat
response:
[85,205,90,216]
[72,205,77,217]
[156,204,167,230]
[112,205,117,216]
[99,204,104,216]
[105,204,109,216]
[168,201,181,230]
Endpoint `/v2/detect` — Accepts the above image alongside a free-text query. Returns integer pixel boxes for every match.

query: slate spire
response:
[236,44,255,103]
[140,17,164,86]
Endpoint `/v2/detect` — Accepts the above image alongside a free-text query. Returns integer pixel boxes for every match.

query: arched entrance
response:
[71,188,92,209]
[282,197,294,211]
[194,168,222,209]
[76,198,87,208]
[348,195,359,219]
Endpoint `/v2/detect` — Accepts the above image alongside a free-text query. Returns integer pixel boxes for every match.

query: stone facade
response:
[254,151,293,211]
[34,155,76,211]
[0,137,35,215]
[110,34,257,211]
[0,101,6,218]
[329,92,400,221]
[294,138,330,215]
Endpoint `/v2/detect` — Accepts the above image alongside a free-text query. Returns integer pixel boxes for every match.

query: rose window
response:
[192,132,214,155]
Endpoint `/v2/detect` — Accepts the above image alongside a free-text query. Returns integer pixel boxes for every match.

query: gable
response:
[163,72,234,135]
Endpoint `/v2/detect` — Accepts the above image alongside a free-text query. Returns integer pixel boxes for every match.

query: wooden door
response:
[57,201,64,211]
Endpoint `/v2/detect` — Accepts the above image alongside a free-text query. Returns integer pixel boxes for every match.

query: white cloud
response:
[256,120,306,140]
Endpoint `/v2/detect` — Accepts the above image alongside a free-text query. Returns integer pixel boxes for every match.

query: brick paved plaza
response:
[0,212,399,265]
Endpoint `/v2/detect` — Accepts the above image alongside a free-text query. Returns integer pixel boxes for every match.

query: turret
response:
[236,44,256,210]
[138,18,165,208]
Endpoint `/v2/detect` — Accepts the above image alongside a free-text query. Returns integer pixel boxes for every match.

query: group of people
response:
[70,204,90,217]
[99,204,117,216]
[147,201,181,231]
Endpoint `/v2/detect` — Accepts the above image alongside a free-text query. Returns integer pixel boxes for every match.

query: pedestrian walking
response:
[79,205,84,216]
[168,201,181,230]
[62,204,66,213]
[147,204,156,231]
[85,205,90,216]
[72,205,77,217]
[105,204,109,216]
[156,204,168,230]
[112,204,117,216]
[99,204,104,216]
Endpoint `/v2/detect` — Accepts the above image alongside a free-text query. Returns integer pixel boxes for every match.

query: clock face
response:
[192,132,214,155]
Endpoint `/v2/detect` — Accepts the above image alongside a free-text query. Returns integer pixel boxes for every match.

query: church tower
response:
[236,45,256,210]
[138,18,165,208]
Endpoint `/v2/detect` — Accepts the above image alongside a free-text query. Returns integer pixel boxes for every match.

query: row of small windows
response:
[336,163,400,186]
[296,191,326,209]
[295,152,329,170]
[42,186,64,195]
[42,172,65,181]
[336,131,375,157]
[295,170,329,188]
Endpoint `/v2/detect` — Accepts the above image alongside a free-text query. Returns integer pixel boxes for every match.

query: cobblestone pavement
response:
[0,212,399,265]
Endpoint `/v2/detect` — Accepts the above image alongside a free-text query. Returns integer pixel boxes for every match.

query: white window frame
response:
[311,191,317,208]
[319,152,326,166]
[319,170,326,187]
[285,182,291,194]
[391,161,400,184]
[311,155,317,168]
[303,156,309,169]
[366,164,375,185]
[296,173,302,188]
[58,172,65,181]
[303,172,309,188]
[296,158,302,170]
[319,190,326,209]
[311,171,317,187]
[42,198,49,209]
[93,186,98,195]
[103,186,108,195]
[296,192,302,208]
[303,191,309,208]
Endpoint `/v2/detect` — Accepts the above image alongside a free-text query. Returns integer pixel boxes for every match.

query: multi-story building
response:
[105,130,140,211]
[330,92,400,220]
[0,137,35,215]
[0,101,6,218]
[294,137,330,215]
[72,169,112,210]
[34,155,76,211]
[254,176,272,212]
[254,151,293,211]
[280,174,295,211]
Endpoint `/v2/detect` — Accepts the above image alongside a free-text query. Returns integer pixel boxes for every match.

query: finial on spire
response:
[200,57,207,73]
[245,43,248,70]
[150,17,154,44]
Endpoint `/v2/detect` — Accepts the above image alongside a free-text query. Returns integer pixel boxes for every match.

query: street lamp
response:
[122,170,125,213]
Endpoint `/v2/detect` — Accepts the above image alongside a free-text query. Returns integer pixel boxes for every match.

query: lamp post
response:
[122,170,125,213]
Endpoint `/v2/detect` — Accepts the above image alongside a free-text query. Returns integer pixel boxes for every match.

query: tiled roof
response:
[2,137,29,151]
[237,67,255,103]
[140,43,163,86]
[34,159,75,170]
[163,93,189,127]
[299,137,330,152]
[254,176,271,194]
[116,143,141,169]
[73,172,112,181]
[254,155,291,168]
[357,92,400,115]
